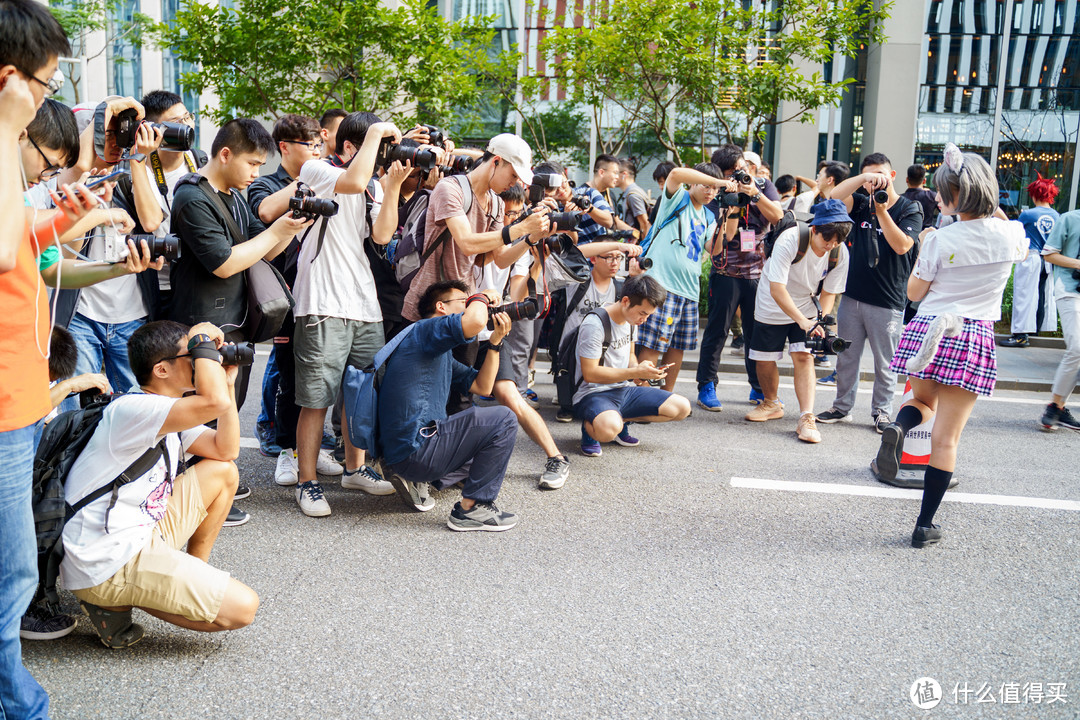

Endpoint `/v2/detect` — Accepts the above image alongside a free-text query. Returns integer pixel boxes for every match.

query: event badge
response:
[740,229,756,252]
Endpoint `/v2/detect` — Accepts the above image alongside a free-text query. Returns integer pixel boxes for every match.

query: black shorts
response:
[747,321,808,361]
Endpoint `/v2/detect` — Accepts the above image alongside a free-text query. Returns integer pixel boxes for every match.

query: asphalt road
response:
[23,349,1080,719]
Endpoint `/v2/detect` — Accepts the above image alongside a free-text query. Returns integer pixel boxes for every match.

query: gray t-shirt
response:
[559,279,617,352]
[621,183,649,229]
[573,310,634,405]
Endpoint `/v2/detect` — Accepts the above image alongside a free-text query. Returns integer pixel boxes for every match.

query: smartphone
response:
[56,169,129,202]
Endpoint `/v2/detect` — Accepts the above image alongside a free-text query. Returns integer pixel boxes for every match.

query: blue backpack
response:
[343,324,418,459]
[638,191,691,256]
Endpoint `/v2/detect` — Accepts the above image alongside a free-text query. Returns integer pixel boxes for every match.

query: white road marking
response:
[730,477,1080,512]
[239,437,260,449]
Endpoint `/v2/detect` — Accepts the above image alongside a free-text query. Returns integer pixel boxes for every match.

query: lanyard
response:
[150,151,196,210]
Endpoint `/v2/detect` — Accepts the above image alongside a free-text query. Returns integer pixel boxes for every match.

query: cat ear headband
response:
[943,142,964,174]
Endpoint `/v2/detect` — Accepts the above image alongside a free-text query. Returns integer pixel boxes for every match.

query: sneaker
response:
[556,408,574,423]
[224,503,250,527]
[797,413,822,443]
[341,465,395,495]
[379,461,435,512]
[521,388,540,409]
[540,455,571,489]
[731,334,745,350]
[748,388,765,405]
[296,480,331,517]
[911,523,943,549]
[275,449,298,486]
[580,424,602,457]
[1041,403,1080,431]
[816,408,852,424]
[20,604,77,641]
[255,421,281,457]
[234,483,251,500]
[528,369,536,388]
[333,434,345,464]
[873,412,891,434]
[999,333,1029,347]
[875,422,905,484]
[615,423,640,447]
[696,382,723,412]
[321,430,337,450]
[817,371,837,386]
[447,501,518,532]
[814,355,832,368]
[745,399,784,422]
[316,448,344,476]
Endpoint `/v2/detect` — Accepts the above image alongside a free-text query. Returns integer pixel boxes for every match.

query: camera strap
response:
[306,217,331,264]
[149,151,196,210]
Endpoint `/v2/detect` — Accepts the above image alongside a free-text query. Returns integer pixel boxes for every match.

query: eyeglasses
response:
[19,67,63,97]
[161,111,195,125]
[597,254,622,262]
[283,140,324,151]
[27,135,62,180]
[505,209,523,219]
[158,352,192,364]
[439,295,469,305]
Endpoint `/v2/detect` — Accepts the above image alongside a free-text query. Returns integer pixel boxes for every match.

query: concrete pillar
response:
[861,0,924,170]
[772,53,821,177]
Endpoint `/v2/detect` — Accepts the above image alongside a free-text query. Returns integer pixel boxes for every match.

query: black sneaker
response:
[447,501,518,532]
[1042,403,1080,431]
[999,333,1029,347]
[20,603,77,640]
[816,408,852,424]
[234,484,251,500]
[912,524,943,548]
[731,334,745,350]
[224,503,250,527]
[556,408,574,423]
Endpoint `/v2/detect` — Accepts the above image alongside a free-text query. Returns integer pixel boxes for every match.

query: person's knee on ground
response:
[658,394,691,421]
[588,410,624,443]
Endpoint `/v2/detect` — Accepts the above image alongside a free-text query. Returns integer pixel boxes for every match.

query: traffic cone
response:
[870,380,956,489]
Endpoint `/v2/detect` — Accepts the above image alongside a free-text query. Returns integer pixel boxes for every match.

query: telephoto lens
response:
[486,298,540,330]
[151,121,195,152]
[873,189,889,204]
[127,233,181,262]
[549,212,581,232]
[220,344,255,367]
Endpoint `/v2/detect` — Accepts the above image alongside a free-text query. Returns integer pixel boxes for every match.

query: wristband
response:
[501,226,512,245]
[524,235,538,247]
[187,334,213,351]
[465,293,490,308]
[189,342,222,363]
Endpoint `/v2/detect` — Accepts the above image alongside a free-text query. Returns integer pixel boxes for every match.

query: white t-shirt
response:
[793,190,819,214]
[560,277,618,351]
[912,217,1027,320]
[472,253,531,342]
[294,160,382,322]
[143,156,191,292]
[76,227,149,325]
[755,226,849,325]
[573,309,634,405]
[60,393,210,590]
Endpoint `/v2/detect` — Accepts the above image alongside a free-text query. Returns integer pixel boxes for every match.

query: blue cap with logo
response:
[809,198,854,226]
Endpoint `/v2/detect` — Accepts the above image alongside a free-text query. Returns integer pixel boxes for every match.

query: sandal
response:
[80,602,145,649]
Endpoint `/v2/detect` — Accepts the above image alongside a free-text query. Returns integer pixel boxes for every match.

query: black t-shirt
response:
[843,193,922,310]
[903,187,938,229]
[169,179,268,329]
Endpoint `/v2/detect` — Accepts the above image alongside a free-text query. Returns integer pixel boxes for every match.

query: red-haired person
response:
[1001,175,1060,348]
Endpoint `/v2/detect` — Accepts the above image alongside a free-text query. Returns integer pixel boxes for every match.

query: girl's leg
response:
[915,385,978,533]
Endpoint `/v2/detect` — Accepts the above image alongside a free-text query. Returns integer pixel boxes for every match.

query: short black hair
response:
[623,274,666,310]
[821,160,850,186]
[272,114,320,147]
[335,111,381,155]
[418,280,470,319]
[48,325,77,382]
[499,184,525,204]
[211,118,275,159]
[533,160,565,177]
[814,222,852,244]
[128,320,189,386]
[710,144,744,173]
[907,164,926,184]
[0,0,70,77]
[652,161,676,185]
[320,108,347,128]
[692,162,722,180]
[141,90,183,122]
[594,153,619,174]
[774,174,796,195]
[860,152,891,172]
[619,157,638,178]
[27,98,78,168]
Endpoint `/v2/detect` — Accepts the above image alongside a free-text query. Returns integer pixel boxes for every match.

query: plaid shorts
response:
[637,293,699,352]
[890,315,997,396]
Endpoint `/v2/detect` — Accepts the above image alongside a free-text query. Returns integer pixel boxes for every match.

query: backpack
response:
[32,394,168,612]
[554,308,615,410]
[621,186,654,226]
[390,174,472,292]
[342,323,419,459]
[639,191,691,256]
[548,277,623,368]
[762,209,841,271]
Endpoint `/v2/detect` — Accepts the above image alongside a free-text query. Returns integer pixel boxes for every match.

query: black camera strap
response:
[306,217,331,264]
[149,151,196,210]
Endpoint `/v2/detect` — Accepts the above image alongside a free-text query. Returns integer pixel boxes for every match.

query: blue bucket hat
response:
[809,198,853,226]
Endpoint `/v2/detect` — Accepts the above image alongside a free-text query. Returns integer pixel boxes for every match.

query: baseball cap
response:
[485,133,533,185]
[809,198,853,226]
[743,151,762,167]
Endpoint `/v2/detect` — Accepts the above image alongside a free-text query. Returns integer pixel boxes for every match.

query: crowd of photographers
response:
[4,1,1076,714]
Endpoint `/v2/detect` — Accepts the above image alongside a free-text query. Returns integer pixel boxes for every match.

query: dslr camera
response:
[220,344,255,367]
[518,173,585,233]
[438,155,474,176]
[108,108,194,160]
[101,225,181,264]
[420,125,447,149]
[289,182,338,221]
[730,169,753,186]
[377,137,438,172]
[486,297,540,331]
[804,299,851,355]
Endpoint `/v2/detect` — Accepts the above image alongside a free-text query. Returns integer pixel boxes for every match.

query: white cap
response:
[485,133,533,185]
[743,151,762,168]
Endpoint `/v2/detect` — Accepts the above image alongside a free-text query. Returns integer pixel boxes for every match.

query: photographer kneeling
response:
[745,200,852,443]
[60,321,259,648]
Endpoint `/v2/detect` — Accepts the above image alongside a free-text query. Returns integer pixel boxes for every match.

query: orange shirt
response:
[0,224,50,432]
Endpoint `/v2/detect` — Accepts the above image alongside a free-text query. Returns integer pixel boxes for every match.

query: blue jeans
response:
[68,313,145,394]
[257,345,280,428]
[0,425,50,720]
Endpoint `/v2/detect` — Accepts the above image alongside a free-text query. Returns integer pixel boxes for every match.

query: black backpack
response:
[762,209,841,272]
[32,393,168,612]
[554,308,615,409]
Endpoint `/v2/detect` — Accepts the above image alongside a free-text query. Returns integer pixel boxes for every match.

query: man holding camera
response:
[574,154,630,244]
[60,320,259,649]
[696,144,785,411]
[377,280,521,530]
[745,200,852,443]
[815,153,922,433]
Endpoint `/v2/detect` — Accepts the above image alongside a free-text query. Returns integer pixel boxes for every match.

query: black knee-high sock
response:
[896,405,924,433]
[917,465,953,527]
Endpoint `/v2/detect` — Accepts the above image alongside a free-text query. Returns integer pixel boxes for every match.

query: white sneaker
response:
[296,481,331,517]
[340,465,395,495]
[316,448,343,476]
[275,449,298,486]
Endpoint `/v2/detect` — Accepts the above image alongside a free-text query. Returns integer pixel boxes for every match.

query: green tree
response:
[151,0,517,128]
[533,0,889,164]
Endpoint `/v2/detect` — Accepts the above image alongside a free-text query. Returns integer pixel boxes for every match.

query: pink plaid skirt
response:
[889,315,997,396]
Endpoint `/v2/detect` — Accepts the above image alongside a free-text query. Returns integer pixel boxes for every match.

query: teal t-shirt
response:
[37,245,60,272]
[1043,209,1080,299]
[644,186,715,303]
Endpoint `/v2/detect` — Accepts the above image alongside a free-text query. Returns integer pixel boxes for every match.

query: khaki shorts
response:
[72,464,230,624]
[294,315,384,408]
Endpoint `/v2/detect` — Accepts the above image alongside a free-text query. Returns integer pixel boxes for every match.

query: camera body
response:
[730,169,753,186]
[719,191,753,209]
[421,125,447,149]
[804,312,851,355]
[486,297,540,331]
[111,108,194,155]
[289,182,339,221]
[377,137,438,171]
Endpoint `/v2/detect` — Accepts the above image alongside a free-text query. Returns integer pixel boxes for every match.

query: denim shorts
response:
[573,385,672,423]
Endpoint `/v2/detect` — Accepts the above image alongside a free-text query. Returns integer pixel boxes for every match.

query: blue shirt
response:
[574,186,613,244]
[377,314,479,465]
[644,186,715,302]
[1042,209,1080,299]
[1018,206,1059,252]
